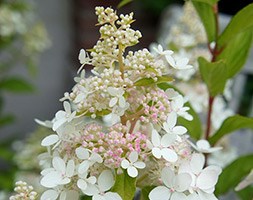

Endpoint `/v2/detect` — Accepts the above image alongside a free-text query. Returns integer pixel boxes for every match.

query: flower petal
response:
[161,167,174,188]
[149,186,171,200]
[174,173,192,192]
[161,133,176,147]
[78,160,90,174]
[109,97,118,107]
[52,157,66,174]
[152,148,162,159]
[198,190,218,200]
[161,148,178,162]
[166,112,177,128]
[127,166,138,178]
[190,153,205,174]
[118,96,126,108]
[83,184,99,196]
[104,192,122,200]
[41,189,59,200]
[134,161,146,169]
[93,194,106,200]
[75,147,89,160]
[151,129,161,147]
[98,170,114,192]
[41,134,59,146]
[196,140,210,150]
[196,169,220,190]
[173,126,187,135]
[77,179,88,190]
[66,159,75,177]
[121,159,130,169]
[128,151,138,163]
[40,171,61,188]
[90,152,103,163]
[170,192,188,200]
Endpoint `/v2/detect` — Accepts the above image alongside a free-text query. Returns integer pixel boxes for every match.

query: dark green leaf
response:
[192,1,216,42]
[236,186,253,200]
[140,186,155,200]
[209,115,253,145]
[0,114,15,128]
[215,154,253,196]
[158,83,203,140]
[218,3,253,46]
[198,57,227,97]
[0,77,35,93]
[111,170,136,200]
[134,76,173,86]
[0,96,3,111]
[216,29,253,78]
[192,0,218,6]
[117,0,133,8]
[0,145,14,161]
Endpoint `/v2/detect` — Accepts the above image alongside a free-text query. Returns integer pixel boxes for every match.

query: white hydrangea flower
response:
[41,188,79,200]
[163,112,187,141]
[77,49,91,73]
[179,153,222,197]
[107,87,126,108]
[75,147,103,174]
[121,151,146,178]
[53,101,76,131]
[171,95,193,121]
[147,129,178,162]
[149,167,192,200]
[190,139,222,154]
[77,172,97,191]
[153,44,175,66]
[40,157,75,188]
[83,170,122,200]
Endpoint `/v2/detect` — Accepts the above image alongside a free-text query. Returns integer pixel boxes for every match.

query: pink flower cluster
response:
[80,123,147,168]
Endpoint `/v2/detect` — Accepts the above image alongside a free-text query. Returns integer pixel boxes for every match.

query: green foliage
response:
[215,154,253,196]
[0,77,35,93]
[209,115,253,145]
[216,29,253,79]
[0,114,15,127]
[140,186,155,200]
[118,0,133,8]
[134,76,174,86]
[198,57,227,97]
[236,186,253,200]
[192,1,216,42]
[218,3,253,46]
[111,170,136,200]
[192,0,218,6]
[158,83,202,140]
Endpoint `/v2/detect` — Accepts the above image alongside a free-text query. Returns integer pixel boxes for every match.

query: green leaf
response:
[140,186,155,200]
[111,170,136,200]
[216,29,253,78]
[117,0,133,8]
[198,57,227,97]
[134,76,174,86]
[192,0,218,6]
[236,186,253,200]
[0,114,15,128]
[215,154,253,196]
[192,1,216,42]
[0,77,35,93]
[218,3,253,46]
[158,83,202,140]
[209,115,253,145]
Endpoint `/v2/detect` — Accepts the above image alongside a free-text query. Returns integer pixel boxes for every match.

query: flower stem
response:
[118,44,124,79]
